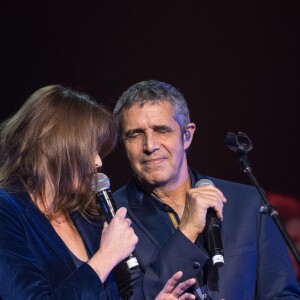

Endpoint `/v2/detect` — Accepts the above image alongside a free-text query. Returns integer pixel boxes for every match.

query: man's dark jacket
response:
[113,169,300,299]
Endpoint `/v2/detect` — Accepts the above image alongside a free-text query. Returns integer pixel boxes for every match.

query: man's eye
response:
[156,128,171,134]
[125,132,141,139]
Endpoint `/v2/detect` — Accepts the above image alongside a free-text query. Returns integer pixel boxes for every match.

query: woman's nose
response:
[95,153,102,168]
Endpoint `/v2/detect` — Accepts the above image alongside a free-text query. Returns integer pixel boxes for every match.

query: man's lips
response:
[142,157,166,165]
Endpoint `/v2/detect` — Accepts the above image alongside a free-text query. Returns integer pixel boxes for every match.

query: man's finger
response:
[161,271,183,293]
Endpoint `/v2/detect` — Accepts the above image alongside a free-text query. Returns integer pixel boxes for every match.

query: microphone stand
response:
[225,132,300,267]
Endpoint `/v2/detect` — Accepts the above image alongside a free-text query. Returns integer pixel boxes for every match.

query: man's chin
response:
[141,173,169,187]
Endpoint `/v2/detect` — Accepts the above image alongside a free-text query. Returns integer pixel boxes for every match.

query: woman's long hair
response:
[0,85,117,218]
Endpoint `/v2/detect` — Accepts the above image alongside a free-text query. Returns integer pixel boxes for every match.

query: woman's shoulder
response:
[0,187,31,214]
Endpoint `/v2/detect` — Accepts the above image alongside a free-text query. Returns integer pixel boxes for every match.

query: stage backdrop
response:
[1,1,299,197]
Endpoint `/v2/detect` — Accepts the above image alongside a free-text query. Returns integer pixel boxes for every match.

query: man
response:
[112,80,300,299]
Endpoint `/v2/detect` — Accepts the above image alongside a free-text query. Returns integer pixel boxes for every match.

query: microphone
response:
[91,172,139,270]
[195,179,224,268]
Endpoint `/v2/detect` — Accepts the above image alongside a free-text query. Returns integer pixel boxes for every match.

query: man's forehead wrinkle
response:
[122,102,178,132]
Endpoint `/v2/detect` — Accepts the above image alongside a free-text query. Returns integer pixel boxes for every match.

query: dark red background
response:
[1,1,299,197]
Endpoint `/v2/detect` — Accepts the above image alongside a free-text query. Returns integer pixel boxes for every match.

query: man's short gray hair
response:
[113,80,190,134]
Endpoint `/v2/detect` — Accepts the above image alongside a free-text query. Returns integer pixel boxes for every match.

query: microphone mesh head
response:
[195,178,214,188]
[91,173,110,192]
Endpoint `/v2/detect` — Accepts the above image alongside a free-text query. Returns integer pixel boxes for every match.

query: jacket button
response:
[162,204,170,212]
[193,262,201,269]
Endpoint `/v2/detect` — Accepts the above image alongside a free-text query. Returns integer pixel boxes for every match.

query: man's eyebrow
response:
[152,125,173,131]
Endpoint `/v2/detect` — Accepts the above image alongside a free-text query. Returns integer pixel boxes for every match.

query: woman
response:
[0,85,137,299]
[0,85,195,299]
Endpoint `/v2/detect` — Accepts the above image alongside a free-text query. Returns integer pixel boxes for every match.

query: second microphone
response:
[195,179,224,268]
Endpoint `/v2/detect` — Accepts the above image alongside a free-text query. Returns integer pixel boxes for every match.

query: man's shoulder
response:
[113,182,133,207]
[191,168,260,204]
[191,168,256,193]
[206,176,262,212]
[113,177,146,208]
[208,176,255,191]
[113,185,127,198]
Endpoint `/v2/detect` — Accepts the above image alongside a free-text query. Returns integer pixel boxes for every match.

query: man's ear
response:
[183,131,191,142]
[183,123,196,150]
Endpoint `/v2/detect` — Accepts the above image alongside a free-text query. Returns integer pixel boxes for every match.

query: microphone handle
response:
[195,179,224,268]
[97,190,117,222]
[206,208,224,268]
[96,190,139,270]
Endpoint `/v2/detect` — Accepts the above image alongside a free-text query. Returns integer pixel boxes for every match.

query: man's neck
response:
[151,176,191,219]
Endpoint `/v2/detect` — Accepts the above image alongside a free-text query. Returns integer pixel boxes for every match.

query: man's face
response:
[121,101,194,189]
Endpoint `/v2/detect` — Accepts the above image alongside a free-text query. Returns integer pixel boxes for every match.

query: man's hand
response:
[155,271,196,300]
[179,184,226,242]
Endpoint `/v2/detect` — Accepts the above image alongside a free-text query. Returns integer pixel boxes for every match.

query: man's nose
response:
[143,132,160,153]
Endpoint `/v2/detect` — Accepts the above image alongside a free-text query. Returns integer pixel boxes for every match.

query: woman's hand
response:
[155,271,196,300]
[88,207,138,282]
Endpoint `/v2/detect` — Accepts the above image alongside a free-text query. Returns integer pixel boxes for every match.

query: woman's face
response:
[71,153,102,193]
